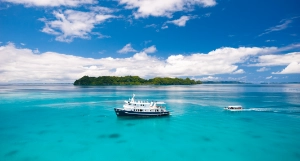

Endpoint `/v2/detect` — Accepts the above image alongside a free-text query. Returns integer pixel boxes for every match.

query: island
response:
[73,76,202,85]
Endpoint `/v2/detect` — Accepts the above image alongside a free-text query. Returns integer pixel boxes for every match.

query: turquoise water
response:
[1,84,300,161]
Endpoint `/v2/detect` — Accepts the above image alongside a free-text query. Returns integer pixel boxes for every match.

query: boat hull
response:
[114,108,170,117]
[224,109,243,111]
[224,107,243,111]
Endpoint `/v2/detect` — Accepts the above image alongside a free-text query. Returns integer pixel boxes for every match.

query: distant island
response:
[201,81,249,84]
[73,76,202,85]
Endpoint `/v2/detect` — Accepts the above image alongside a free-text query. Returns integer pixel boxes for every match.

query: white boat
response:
[114,94,170,117]
[224,105,243,111]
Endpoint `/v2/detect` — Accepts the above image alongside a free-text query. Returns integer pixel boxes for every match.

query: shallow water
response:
[1,84,300,161]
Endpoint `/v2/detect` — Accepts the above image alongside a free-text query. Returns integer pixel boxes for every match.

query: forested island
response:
[73,76,202,85]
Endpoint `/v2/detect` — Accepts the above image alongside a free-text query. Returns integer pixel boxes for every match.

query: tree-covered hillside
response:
[73,76,201,85]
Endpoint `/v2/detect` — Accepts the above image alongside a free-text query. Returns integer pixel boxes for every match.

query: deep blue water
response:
[0,84,300,161]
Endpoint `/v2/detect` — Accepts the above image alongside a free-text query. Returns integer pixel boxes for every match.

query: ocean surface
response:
[0,84,300,161]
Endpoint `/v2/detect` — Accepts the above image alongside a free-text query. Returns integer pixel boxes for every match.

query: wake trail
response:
[242,106,300,114]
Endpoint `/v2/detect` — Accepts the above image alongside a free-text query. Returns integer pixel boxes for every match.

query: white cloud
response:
[167,16,190,27]
[250,49,300,74]
[143,45,157,53]
[259,17,299,37]
[92,32,111,39]
[3,0,96,7]
[117,43,137,54]
[89,6,115,13]
[161,25,168,29]
[266,76,272,79]
[259,20,291,37]
[40,9,115,42]
[33,48,40,54]
[119,0,217,18]
[200,76,220,81]
[257,67,270,72]
[144,24,157,28]
[277,43,300,52]
[273,62,300,74]
[0,43,289,83]
[232,69,244,74]
[252,52,300,66]
[20,43,25,46]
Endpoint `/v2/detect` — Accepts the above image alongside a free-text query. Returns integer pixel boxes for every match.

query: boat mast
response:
[131,94,135,102]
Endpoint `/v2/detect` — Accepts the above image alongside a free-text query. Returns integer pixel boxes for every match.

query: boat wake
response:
[242,107,300,114]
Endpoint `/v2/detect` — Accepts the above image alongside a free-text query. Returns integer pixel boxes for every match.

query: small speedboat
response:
[224,105,243,111]
[114,94,170,117]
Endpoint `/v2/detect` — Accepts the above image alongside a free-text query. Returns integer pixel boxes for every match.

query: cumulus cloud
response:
[251,51,300,74]
[3,0,96,7]
[117,43,137,54]
[40,9,115,42]
[252,52,300,66]
[143,45,157,53]
[118,0,217,18]
[33,48,40,54]
[266,76,272,79]
[273,62,300,74]
[1,43,296,83]
[167,16,191,27]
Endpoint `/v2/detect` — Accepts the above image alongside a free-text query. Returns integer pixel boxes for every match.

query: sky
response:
[0,0,300,83]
